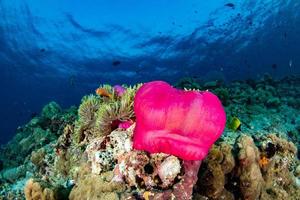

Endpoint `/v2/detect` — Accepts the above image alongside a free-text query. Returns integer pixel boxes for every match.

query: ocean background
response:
[0,0,299,144]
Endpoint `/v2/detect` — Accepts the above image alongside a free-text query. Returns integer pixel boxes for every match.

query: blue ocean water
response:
[0,0,299,144]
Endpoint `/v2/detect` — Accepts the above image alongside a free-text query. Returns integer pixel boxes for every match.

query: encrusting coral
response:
[68,172,126,200]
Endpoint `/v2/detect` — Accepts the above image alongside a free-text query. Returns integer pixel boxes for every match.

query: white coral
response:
[85,124,134,174]
[158,156,181,187]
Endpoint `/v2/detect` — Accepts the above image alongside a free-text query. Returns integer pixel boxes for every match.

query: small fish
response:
[225,3,235,8]
[272,64,277,69]
[228,117,241,131]
[95,88,113,98]
[112,60,121,66]
[113,85,126,97]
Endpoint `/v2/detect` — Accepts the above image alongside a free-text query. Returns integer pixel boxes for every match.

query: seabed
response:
[0,75,300,200]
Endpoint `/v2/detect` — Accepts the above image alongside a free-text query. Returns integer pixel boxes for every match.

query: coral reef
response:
[195,133,300,200]
[0,76,299,200]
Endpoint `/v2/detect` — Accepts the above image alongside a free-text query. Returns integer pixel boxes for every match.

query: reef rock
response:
[237,135,264,200]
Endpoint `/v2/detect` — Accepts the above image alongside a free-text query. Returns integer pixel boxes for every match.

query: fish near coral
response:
[95,87,112,99]
[133,81,226,161]
[228,116,241,131]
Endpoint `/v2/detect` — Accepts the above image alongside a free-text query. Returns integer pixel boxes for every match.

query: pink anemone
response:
[133,81,226,161]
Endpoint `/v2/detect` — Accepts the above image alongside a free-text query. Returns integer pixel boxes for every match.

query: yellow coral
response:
[24,179,55,200]
[143,191,154,200]
[69,172,125,200]
[74,95,101,144]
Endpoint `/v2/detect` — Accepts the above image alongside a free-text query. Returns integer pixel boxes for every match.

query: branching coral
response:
[41,101,61,120]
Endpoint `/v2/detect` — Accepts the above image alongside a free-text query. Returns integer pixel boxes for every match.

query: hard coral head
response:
[133,81,226,161]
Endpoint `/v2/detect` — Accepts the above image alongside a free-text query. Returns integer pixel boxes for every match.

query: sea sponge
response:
[30,148,46,169]
[68,172,126,200]
[259,134,299,199]
[24,179,55,200]
[197,143,235,199]
[237,135,264,200]
[133,81,226,161]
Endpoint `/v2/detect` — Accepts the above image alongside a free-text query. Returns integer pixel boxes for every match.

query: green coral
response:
[95,84,140,137]
[74,95,101,144]
[41,101,61,120]
[74,84,141,145]
[175,77,202,89]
